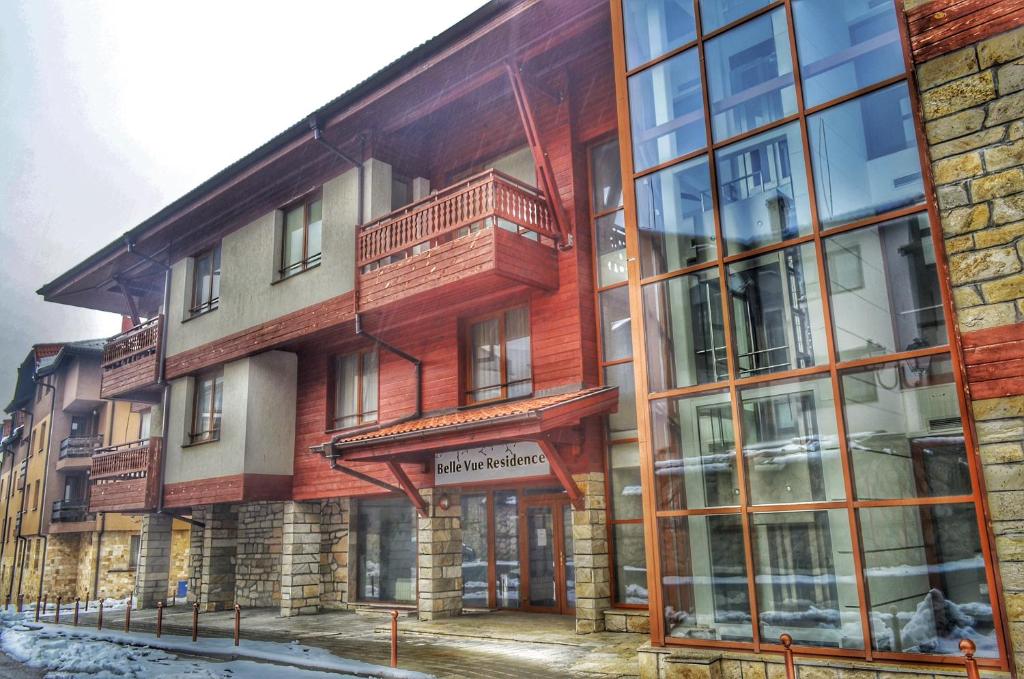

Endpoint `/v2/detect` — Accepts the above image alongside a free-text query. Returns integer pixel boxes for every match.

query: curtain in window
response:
[472,319,502,401]
[361,351,378,423]
[505,308,531,398]
[335,354,359,429]
[284,205,305,273]
[308,198,323,261]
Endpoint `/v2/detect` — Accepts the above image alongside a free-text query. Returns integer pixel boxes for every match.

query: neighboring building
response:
[0,340,189,603]
[34,0,1024,677]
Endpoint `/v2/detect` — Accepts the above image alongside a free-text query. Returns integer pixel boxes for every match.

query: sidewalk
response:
[66,605,644,678]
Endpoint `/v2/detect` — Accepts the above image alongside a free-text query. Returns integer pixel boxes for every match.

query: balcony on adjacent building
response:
[356,170,560,313]
[56,434,103,472]
[89,438,162,513]
[51,499,91,524]
[100,316,163,402]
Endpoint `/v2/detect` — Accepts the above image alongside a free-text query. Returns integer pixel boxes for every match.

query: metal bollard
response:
[171,592,176,607]
[54,596,62,624]
[780,633,795,679]
[156,601,163,638]
[233,604,240,647]
[34,597,40,622]
[961,639,980,679]
[41,594,47,621]
[4,595,9,612]
[192,602,199,642]
[73,599,80,626]
[390,610,399,668]
[17,594,23,613]
[124,593,132,633]
[84,592,89,612]
[97,599,104,630]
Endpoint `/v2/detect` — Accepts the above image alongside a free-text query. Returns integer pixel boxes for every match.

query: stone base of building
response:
[604,608,649,634]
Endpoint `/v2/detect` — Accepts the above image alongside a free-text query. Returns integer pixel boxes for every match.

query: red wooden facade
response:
[905,0,1024,61]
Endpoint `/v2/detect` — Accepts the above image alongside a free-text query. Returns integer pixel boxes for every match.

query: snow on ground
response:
[0,608,432,679]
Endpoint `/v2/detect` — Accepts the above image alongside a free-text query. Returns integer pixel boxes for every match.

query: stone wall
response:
[319,498,350,609]
[280,501,321,616]
[235,502,283,608]
[417,488,462,622]
[169,525,190,597]
[187,506,205,604]
[43,533,81,598]
[199,504,237,612]
[913,24,1024,676]
[572,472,611,634]
[75,532,98,600]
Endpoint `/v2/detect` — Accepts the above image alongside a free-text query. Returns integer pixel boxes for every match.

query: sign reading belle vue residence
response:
[434,442,550,485]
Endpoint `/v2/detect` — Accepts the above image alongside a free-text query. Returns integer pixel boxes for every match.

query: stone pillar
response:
[280,501,321,616]
[186,506,206,604]
[320,498,350,609]
[199,504,237,612]
[135,513,173,609]
[417,488,462,621]
[572,472,611,634]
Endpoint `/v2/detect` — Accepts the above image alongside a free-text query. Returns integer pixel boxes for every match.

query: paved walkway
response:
[62,605,644,678]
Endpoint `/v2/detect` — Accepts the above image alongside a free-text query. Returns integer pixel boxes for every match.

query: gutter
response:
[34,375,57,601]
[8,409,32,603]
[354,313,421,419]
[309,120,365,228]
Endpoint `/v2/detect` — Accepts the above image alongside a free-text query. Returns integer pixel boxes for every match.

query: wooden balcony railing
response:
[91,438,157,480]
[102,316,162,370]
[357,170,557,269]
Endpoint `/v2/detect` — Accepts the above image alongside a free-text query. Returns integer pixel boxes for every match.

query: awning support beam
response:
[386,460,429,517]
[114,277,142,327]
[537,439,584,510]
[328,456,406,496]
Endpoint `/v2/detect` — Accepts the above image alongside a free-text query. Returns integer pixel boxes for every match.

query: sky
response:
[0,0,487,405]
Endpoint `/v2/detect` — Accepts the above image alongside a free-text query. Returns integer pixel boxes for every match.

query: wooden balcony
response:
[357,170,559,313]
[89,438,162,513]
[56,434,103,472]
[100,316,163,402]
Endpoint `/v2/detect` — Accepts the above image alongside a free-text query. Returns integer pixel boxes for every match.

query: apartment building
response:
[0,340,189,603]
[36,0,1024,676]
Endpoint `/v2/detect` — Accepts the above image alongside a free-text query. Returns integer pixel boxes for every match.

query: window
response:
[333,350,379,430]
[129,534,141,570]
[356,497,417,603]
[139,409,152,440]
[628,48,706,171]
[281,192,323,278]
[32,480,39,511]
[465,307,532,404]
[189,370,223,444]
[622,0,696,69]
[189,245,221,316]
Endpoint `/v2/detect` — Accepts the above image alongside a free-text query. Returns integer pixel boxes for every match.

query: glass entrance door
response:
[521,496,574,614]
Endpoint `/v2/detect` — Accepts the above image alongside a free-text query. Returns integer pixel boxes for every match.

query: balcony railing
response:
[91,439,157,480]
[59,434,103,459]
[102,316,161,369]
[51,499,90,523]
[89,438,162,513]
[357,169,557,270]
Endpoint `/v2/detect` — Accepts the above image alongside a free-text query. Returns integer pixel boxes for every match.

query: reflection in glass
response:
[614,523,649,604]
[705,9,797,141]
[793,0,903,108]
[861,504,996,657]
[563,504,576,609]
[699,0,770,33]
[606,363,639,440]
[591,138,624,213]
[826,214,947,361]
[356,498,418,603]
[610,442,643,520]
[601,287,633,362]
[842,355,970,500]
[740,376,844,505]
[661,515,752,641]
[623,0,697,69]
[628,48,706,171]
[643,269,726,392]
[461,494,490,608]
[728,244,828,377]
[495,491,520,608]
[651,390,738,510]
[596,210,628,287]
[751,510,862,648]
[809,83,924,229]
[527,506,556,607]
[636,155,716,277]
[716,122,811,254]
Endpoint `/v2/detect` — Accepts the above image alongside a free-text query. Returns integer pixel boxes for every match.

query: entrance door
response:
[521,497,574,614]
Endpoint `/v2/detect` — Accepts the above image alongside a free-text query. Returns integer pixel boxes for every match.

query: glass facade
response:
[356,498,418,604]
[614,0,1000,662]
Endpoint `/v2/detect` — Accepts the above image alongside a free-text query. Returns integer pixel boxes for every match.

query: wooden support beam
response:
[505,61,571,245]
[114,277,142,327]
[386,460,429,517]
[536,439,584,510]
[329,458,405,496]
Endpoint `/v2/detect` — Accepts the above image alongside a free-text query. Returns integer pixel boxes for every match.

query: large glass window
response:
[605,363,638,441]
[636,155,716,277]
[600,286,633,362]
[809,83,923,229]
[189,245,221,317]
[613,523,649,604]
[461,494,489,608]
[628,48,706,172]
[622,0,697,69]
[495,491,520,608]
[356,498,417,604]
[281,192,323,278]
[705,9,796,141]
[189,369,223,444]
[699,0,770,33]
[465,307,532,404]
[333,350,379,430]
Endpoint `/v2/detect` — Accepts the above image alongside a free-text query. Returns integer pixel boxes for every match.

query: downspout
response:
[34,375,57,601]
[0,442,14,595]
[92,512,104,598]
[355,314,421,420]
[308,120,364,226]
[9,410,33,603]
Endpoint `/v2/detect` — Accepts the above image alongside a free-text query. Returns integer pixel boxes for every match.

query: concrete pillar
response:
[135,513,174,608]
[280,501,321,617]
[199,504,237,612]
[417,488,462,621]
[572,472,611,633]
[186,506,205,604]
[362,158,393,222]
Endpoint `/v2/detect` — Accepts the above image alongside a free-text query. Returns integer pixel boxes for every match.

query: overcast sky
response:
[0,0,486,404]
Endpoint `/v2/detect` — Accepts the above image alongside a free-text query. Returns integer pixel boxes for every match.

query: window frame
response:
[188,244,221,317]
[279,190,323,279]
[329,348,380,432]
[188,369,224,445]
[462,306,534,406]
